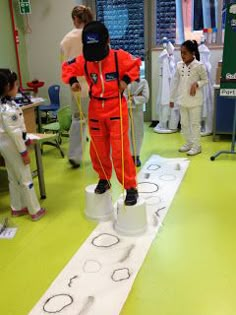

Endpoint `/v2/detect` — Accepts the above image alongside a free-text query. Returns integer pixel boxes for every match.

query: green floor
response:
[0,124,236,315]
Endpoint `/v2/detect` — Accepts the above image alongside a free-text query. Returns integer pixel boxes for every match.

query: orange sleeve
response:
[118,50,142,84]
[61,55,85,84]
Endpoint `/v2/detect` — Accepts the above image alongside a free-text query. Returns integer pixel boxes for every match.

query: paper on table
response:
[27,134,41,140]
[30,97,45,103]
[0,225,18,239]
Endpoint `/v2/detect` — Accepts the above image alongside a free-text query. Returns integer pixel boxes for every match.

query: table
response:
[21,101,42,133]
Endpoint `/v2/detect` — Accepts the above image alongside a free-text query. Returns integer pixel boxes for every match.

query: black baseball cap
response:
[82,21,110,61]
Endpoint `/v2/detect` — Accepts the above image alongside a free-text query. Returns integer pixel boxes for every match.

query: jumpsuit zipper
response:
[99,61,105,108]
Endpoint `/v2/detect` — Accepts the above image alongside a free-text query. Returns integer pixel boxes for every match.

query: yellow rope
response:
[74,92,86,170]
[128,88,138,167]
[119,91,125,205]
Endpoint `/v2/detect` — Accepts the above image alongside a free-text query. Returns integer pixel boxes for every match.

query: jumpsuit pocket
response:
[110,116,122,139]
[89,118,102,137]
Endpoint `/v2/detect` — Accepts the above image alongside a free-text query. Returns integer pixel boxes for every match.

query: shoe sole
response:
[94,187,111,194]
[69,159,80,168]
[124,200,137,206]
[31,209,46,221]
[187,151,201,156]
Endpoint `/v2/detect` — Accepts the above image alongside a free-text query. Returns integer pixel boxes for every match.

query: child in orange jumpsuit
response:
[62,21,141,205]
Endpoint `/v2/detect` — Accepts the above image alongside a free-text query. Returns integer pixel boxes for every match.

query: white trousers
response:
[0,134,41,214]
[159,105,180,130]
[68,96,89,164]
[180,106,201,148]
[128,107,144,156]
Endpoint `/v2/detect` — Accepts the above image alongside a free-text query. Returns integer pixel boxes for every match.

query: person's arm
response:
[60,47,65,64]
[61,55,85,87]
[118,50,142,89]
[133,80,150,105]
[197,63,209,88]
[190,64,209,96]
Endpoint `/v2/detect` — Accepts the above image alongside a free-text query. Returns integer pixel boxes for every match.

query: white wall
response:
[151,47,223,121]
[25,0,83,106]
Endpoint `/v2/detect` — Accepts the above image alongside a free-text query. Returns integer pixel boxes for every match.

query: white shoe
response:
[187,146,202,156]
[178,143,192,153]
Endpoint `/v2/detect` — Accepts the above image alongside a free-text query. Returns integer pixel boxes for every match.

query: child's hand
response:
[71,82,81,92]
[119,80,127,92]
[169,102,174,108]
[190,82,198,96]
[22,153,30,165]
[25,138,34,147]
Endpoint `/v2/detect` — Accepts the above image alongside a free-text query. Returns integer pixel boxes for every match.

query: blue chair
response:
[39,85,60,123]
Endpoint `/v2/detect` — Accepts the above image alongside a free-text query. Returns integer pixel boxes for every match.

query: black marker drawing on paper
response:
[147,164,161,171]
[83,260,102,273]
[155,207,166,217]
[144,172,151,179]
[43,294,73,313]
[68,275,79,288]
[78,296,95,315]
[153,207,166,226]
[119,245,135,263]
[111,268,131,282]
[91,233,120,248]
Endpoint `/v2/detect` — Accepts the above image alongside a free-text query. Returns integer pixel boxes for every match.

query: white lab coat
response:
[0,99,41,214]
[60,28,88,164]
[199,43,213,135]
[154,43,179,133]
[170,59,208,148]
[124,79,149,156]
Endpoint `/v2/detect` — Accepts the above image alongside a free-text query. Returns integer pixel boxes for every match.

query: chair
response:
[40,106,72,158]
[38,85,60,123]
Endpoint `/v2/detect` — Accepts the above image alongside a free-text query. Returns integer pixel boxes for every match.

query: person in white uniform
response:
[60,5,93,168]
[0,69,45,221]
[198,39,213,136]
[154,38,179,133]
[124,78,149,167]
[169,40,208,156]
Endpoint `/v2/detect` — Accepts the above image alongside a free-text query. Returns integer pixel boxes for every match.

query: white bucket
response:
[114,197,147,236]
[85,184,114,221]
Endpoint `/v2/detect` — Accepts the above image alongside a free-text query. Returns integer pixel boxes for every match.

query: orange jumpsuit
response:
[62,49,141,189]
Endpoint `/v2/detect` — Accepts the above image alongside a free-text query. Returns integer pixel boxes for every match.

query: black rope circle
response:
[111,268,131,282]
[43,294,73,314]
[137,182,159,193]
[147,164,161,171]
[91,233,120,248]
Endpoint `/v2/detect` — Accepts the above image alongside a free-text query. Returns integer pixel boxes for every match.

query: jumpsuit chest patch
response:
[90,73,98,84]
[67,58,76,65]
[11,114,18,121]
[105,72,118,82]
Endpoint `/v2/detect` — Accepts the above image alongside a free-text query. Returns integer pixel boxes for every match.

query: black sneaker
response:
[132,156,141,167]
[125,188,138,206]
[94,179,111,194]
[69,159,80,169]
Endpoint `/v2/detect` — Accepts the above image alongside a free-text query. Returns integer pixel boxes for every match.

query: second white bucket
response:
[85,184,114,221]
[114,197,147,236]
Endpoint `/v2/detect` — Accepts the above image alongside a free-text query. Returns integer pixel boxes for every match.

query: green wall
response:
[0,0,29,86]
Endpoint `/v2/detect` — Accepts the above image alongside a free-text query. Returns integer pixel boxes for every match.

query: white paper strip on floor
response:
[29,155,189,315]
